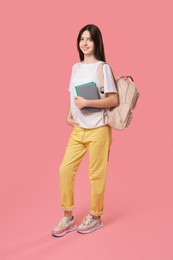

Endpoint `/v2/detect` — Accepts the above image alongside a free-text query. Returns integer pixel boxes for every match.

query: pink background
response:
[0,0,173,259]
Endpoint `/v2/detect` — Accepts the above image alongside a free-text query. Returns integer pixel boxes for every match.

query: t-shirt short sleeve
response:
[68,64,75,92]
[103,63,118,94]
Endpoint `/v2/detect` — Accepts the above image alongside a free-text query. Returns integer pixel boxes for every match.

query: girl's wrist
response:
[85,99,90,107]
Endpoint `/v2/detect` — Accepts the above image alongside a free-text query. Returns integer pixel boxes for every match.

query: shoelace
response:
[83,215,93,228]
[58,217,69,229]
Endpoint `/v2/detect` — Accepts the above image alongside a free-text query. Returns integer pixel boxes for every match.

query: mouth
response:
[82,47,89,51]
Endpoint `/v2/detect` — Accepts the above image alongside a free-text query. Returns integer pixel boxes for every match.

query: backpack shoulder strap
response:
[97,62,106,89]
[97,62,108,124]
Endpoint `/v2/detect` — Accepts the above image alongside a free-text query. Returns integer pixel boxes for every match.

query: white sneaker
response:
[77,214,104,234]
[52,216,77,237]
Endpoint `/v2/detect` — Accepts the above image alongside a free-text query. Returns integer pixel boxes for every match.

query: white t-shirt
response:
[68,61,118,129]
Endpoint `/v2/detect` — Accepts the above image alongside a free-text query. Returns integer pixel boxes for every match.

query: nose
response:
[83,39,88,45]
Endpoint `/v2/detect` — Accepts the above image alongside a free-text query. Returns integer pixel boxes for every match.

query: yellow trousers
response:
[59,125,112,216]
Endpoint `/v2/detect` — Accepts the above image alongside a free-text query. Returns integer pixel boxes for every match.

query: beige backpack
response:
[98,63,140,130]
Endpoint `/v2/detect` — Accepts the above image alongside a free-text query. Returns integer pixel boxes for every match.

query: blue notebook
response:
[75,82,102,113]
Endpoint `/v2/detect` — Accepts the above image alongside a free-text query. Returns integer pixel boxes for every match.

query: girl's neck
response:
[82,55,99,64]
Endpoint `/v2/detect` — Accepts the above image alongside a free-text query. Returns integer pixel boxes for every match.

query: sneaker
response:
[52,216,77,237]
[77,214,104,234]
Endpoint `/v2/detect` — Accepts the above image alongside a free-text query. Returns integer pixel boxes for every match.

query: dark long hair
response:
[77,24,106,62]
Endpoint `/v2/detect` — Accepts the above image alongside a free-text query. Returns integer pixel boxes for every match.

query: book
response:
[75,82,102,113]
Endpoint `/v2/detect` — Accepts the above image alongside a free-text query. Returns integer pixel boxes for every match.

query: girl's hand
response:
[74,96,87,109]
[67,118,79,127]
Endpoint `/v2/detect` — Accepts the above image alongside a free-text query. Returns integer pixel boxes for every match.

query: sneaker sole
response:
[52,224,77,237]
[77,222,104,234]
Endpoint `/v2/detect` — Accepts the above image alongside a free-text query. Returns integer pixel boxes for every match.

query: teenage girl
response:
[52,24,119,237]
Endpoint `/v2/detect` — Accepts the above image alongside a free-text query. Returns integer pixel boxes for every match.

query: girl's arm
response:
[67,105,79,127]
[74,93,119,109]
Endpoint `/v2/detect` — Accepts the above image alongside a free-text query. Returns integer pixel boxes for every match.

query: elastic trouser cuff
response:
[90,209,103,217]
[61,206,74,211]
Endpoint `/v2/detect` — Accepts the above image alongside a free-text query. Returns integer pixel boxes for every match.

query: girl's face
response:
[79,30,95,57]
